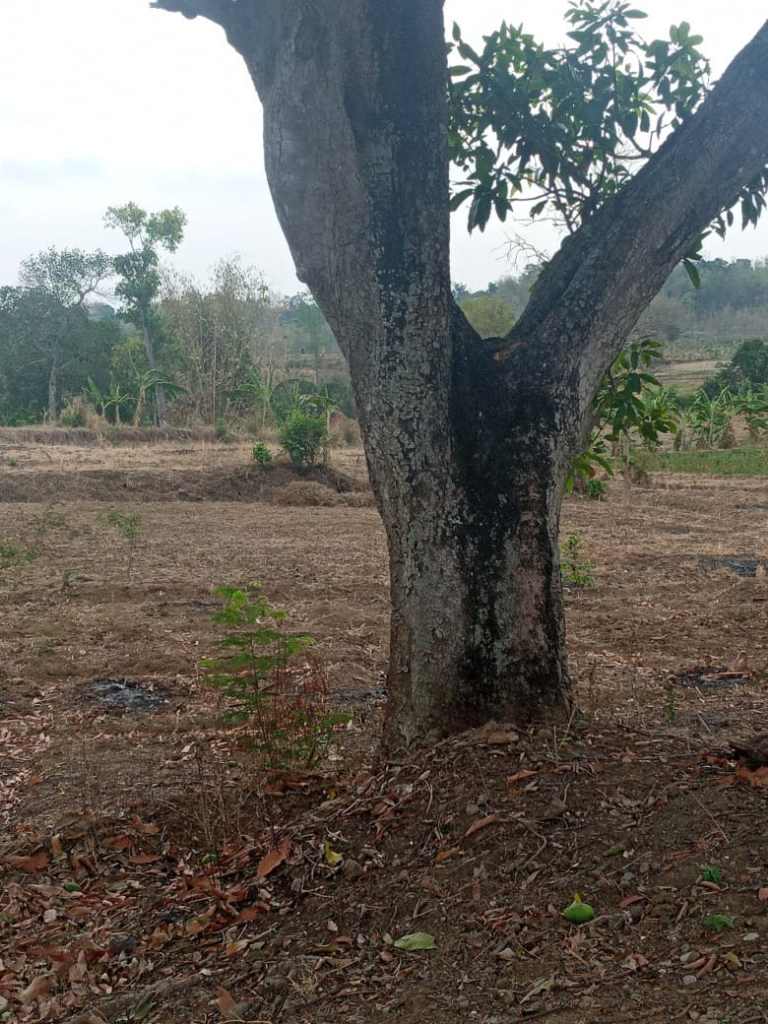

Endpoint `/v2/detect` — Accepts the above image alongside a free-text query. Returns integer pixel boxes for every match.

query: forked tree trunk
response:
[152,0,768,748]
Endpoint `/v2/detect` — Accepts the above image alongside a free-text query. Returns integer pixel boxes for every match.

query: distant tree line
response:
[2,205,766,431]
[457,257,768,350]
[0,204,354,428]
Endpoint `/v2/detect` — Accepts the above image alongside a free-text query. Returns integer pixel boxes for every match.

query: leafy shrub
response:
[201,582,350,769]
[568,337,679,488]
[560,535,595,589]
[584,478,607,501]
[251,441,273,467]
[0,541,37,585]
[215,417,236,444]
[59,396,90,428]
[96,506,142,577]
[704,914,734,934]
[278,411,330,470]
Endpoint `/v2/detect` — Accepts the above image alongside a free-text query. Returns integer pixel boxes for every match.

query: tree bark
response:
[47,350,58,423]
[151,0,768,748]
[140,315,167,426]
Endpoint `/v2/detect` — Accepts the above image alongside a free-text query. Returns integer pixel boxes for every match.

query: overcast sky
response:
[1,1,766,296]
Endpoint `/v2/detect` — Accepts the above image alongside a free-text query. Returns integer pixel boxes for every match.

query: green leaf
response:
[393,932,437,951]
[131,993,154,1020]
[704,914,734,933]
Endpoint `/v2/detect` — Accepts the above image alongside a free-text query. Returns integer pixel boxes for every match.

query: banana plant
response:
[84,376,132,425]
[687,388,736,448]
[131,370,187,426]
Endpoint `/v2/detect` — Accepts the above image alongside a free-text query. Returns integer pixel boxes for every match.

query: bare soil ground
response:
[1,431,768,1024]
[655,359,720,393]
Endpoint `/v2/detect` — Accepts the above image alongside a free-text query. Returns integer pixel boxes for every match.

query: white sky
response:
[0,1,766,295]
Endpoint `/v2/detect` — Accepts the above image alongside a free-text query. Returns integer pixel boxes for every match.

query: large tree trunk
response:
[151,0,768,748]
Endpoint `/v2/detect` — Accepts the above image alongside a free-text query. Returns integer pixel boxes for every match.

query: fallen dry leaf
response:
[20,975,52,1004]
[102,835,133,851]
[257,838,292,879]
[464,813,500,839]
[736,764,768,788]
[435,846,462,865]
[7,851,50,873]
[216,987,238,1014]
[233,902,270,924]
[133,820,160,835]
[225,939,250,957]
[484,730,519,745]
[618,894,647,909]
[521,973,556,1003]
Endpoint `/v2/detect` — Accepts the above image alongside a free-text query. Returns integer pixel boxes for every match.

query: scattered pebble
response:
[342,859,365,881]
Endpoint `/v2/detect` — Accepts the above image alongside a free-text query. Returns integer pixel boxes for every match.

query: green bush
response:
[0,541,37,585]
[59,397,88,427]
[96,506,142,577]
[251,441,273,467]
[215,417,236,444]
[584,477,607,501]
[201,582,350,769]
[560,535,595,590]
[278,411,330,470]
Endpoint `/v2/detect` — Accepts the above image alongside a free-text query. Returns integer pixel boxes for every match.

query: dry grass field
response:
[1,430,768,1024]
[655,359,720,393]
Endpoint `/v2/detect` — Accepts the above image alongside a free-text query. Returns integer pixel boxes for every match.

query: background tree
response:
[105,202,186,426]
[151,0,768,749]
[284,293,336,386]
[0,285,120,424]
[15,248,112,420]
[459,294,515,339]
[161,257,273,424]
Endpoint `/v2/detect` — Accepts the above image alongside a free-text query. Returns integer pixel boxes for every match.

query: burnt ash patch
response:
[85,677,169,711]
[697,554,768,577]
[670,665,754,690]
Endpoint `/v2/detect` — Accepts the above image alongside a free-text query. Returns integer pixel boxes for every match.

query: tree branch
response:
[149,0,242,30]
[512,20,768,432]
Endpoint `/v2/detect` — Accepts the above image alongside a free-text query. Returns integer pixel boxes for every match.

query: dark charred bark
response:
[151,0,768,748]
